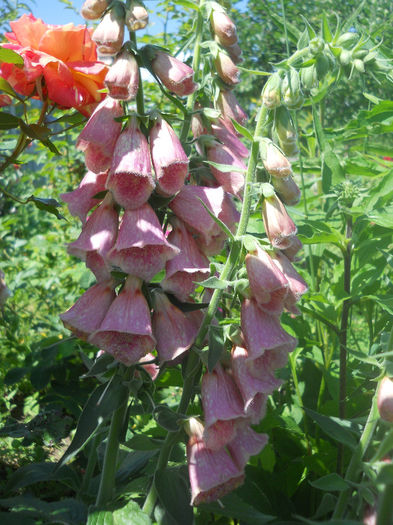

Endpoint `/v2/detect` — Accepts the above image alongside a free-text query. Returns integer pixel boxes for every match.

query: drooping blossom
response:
[106,117,155,209]
[272,251,308,314]
[186,418,245,506]
[227,423,268,470]
[0,14,108,115]
[104,49,139,100]
[211,119,249,159]
[272,175,301,206]
[214,51,240,86]
[207,142,245,197]
[92,4,125,56]
[106,203,179,281]
[125,1,149,31]
[81,0,109,20]
[262,193,297,250]
[152,290,198,363]
[89,275,156,365]
[76,97,124,174]
[262,141,293,178]
[150,117,189,196]
[60,170,108,224]
[210,11,238,46]
[151,50,197,96]
[217,90,248,129]
[281,235,303,261]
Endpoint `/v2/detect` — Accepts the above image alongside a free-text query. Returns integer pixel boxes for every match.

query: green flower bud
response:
[339,49,352,66]
[336,32,358,48]
[353,58,365,73]
[274,106,296,144]
[280,138,299,158]
[262,72,282,109]
[309,37,325,56]
[300,65,317,90]
[282,69,303,109]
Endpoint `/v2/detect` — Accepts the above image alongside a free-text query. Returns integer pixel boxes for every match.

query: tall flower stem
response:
[130,31,145,116]
[142,102,270,517]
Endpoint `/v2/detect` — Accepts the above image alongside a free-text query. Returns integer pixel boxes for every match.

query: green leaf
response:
[309,473,349,491]
[27,196,65,220]
[197,197,235,240]
[0,77,21,100]
[365,295,393,315]
[208,325,224,372]
[172,0,199,11]
[231,118,253,141]
[200,493,275,524]
[58,377,129,466]
[155,468,193,525]
[0,112,20,130]
[371,428,393,463]
[87,500,151,525]
[304,408,358,449]
[153,405,186,432]
[81,353,115,378]
[6,462,80,492]
[198,276,231,289]
[4,366,29,385]
[238,66,271,76]
[376,463,393,485]
[204,160,246,174]
[0,48,24,66]
[321,13,333,42]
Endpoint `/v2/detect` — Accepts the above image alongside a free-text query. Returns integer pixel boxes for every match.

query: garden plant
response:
[1,0,393,524]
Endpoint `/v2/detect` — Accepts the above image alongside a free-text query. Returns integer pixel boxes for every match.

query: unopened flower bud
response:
[226,42,243,64]
[378,377,393,423]
[300,65,317,90]
[152,51,196,96]
[262,193,297,249]
[262,73,282,109]
[81,0,108,20]
[210,10,238,46]
[261,140,293,178]
[353,58,365,73]
[104,49,139,100]
[336,32,358,48]
[125,1,149,31]
[214,51,240,86]
[309,37,325,56]
[339,49,352,66]
[272,176,301,206]
[274,106,296,144]
[217,90,248,128]
[92,3,125,56]
[282,69,303,109]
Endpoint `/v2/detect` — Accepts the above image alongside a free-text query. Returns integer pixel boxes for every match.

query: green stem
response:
[80,432,101,495]
[130,32,145,116]
[142,101,270,518]
[377,485,393,525]
[332,380,380,519]
[96,398,129,506]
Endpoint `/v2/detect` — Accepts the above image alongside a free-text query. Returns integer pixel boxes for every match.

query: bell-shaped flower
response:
[226,42,243,65]
[272,252,308,314]
[281,235,303,261]
[60,279,116,340]
[217,90,248,129]
[211,119,249,159]
[92,3,125,56]
[137,353,159,381]
[67,192,119,262]
[272,175,301,206]
[106,116,155,209]
[152,50,196,96]
[60,170,108,224]
[263,141,293,178]
[201,363,246,450]
[76,97,123,174]
[210,10,238,46]
[245,244,288,314]
[150,117,189,196]
[214,51,240,86]
[125,1,149,31]
[161,219,210,301]
[241,299,297,360]
[152,290,198,363]
[104,49,139,100]
[207,143,245,197]
[89,275,156,365]
[85,251,112,283]
[262,193,297,250]
[107,203,179,281]
[81,0,108,20]
[227,423,268,470]
[186,417,244,506]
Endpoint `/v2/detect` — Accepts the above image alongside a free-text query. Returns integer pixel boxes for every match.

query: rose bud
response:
[76,97,124,174]
[262,193,297,250]
[210,11,238,46]
[378,377,393,422]
[89,275,156,365]
[150,117,189,196]
[214,51,240,86]
[185,417,245,506]
[104,49,139,100]
[245,244,288,314]
[217,90,248,130]
[262,140,293,178]
[262,72,282,109]
[92,3,125,56]
[152,51,196,96]
[272,175,301,206]
[106,116,155,209]
[125,1,149,31]
[81,0,108,20]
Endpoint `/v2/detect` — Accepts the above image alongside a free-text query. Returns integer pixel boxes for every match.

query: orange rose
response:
[1,14,108,116]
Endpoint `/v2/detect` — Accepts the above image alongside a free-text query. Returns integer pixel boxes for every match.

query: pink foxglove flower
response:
[60,170,108,224]
[137,353,159,381]
[76,97,123,174]
[60,280,116,340]
[81,0,108,20]
[152,290,198,363]
[272,175,301,206]
[161,219,210,301]
[241,299,297,360]
[92,4,125,56]
[104,49,139,100]
[125,2,149,31]
[106,116,155,209]
[201,363,246,450]
[211,119,249,159]
[226,42,243,65]
[227,423,268,470]
[214,51,240,86]
[262,193,297,250]
[152,51,196,96]
[207,143,245,197]
[85,251,112,283]
[263,141,293,178]
[281,235,303,261]
[67,192,118,262]
[245,245,288,314]
[150,117,189,196]
[378,377,393,422]
[272,251,308,314]
[211,11,238,46]
[186,418,245,506]
[107,203,179,281]
[217,90,248,129]
[89,275,156,365]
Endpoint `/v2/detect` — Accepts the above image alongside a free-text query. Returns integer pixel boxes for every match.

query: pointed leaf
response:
[155,468,193,525]
[208,324,224,372]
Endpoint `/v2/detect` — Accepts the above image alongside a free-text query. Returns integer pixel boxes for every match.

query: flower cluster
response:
[59,0,307,507]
